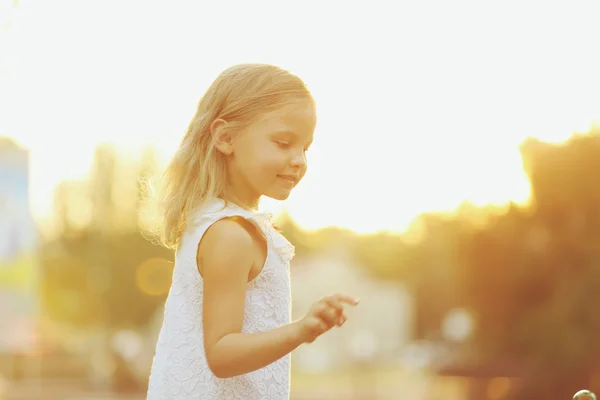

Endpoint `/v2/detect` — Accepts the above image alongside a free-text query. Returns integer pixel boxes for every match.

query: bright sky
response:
[1,0,599,234]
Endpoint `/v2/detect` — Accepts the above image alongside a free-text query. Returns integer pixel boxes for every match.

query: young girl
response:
[146,64,359,400]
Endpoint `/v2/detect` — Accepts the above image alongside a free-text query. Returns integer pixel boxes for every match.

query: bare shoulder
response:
[197,216,260,276]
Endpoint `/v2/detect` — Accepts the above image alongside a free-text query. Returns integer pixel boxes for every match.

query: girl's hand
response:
[295,293,360,343]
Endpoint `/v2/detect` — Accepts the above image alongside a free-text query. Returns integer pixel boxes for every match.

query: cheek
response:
[299,165,308,180]
[260,146,288,166]
[243,145,286,175]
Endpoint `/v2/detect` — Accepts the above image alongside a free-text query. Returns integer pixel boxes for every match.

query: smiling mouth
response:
[277,175,297,184]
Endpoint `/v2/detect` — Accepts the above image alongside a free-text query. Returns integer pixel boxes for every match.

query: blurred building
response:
[0,139,38,355]
[290,240,414,372]
[0,138,40,384]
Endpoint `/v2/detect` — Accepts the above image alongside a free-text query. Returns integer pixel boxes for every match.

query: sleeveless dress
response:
[146,199,295,399]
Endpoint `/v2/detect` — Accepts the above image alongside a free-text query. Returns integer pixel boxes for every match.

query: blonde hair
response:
[154,64,313,250]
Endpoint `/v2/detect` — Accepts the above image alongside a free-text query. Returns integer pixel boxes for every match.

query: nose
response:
[290,150,307,168]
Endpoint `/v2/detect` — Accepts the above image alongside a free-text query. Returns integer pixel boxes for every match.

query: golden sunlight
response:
[1,1,599,234]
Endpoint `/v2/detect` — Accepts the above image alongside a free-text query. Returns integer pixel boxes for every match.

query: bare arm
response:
[199,218,304,379]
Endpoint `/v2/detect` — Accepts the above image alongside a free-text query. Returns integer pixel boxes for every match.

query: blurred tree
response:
[41,144,171,331]
[276,210,356,257]
[352,232,409,280]
[360,130,600,399]
[89,143,117,233]
[458,131,600,399]
[353,211,479,339]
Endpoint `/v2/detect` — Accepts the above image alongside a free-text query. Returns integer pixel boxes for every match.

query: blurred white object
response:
[399,341,434,370]
[291,243,414,371]
[111,330,143,361]
[441,308,474,343]
[350,330,378,361]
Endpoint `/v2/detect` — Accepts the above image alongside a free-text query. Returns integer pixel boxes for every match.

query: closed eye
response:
[275,140,291,149]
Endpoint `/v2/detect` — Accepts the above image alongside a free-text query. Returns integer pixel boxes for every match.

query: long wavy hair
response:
[151,64,313,250]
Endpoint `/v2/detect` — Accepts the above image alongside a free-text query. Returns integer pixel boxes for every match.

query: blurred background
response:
[1,1,600,399]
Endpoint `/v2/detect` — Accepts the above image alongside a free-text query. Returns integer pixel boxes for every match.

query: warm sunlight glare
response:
[1,1,599,234]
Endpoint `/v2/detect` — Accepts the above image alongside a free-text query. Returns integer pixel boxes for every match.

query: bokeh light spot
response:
[135,257,173,296]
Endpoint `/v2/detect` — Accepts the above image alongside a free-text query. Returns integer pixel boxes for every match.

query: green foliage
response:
[41,145,172,330]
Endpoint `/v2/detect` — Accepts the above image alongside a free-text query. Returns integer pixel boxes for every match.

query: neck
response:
[223,168,261,211]
[220,188,260,211]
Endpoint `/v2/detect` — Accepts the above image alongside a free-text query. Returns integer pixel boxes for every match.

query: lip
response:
[277,175,298,184]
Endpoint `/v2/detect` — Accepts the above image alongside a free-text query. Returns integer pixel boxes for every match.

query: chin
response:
[264,190,292,201]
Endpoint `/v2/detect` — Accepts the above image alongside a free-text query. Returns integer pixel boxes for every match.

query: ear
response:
[210,118,234,155]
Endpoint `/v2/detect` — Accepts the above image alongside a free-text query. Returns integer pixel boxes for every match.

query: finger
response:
[337,311,348,326]
[319,319,329,332]
[325,296,344,314]
[332,293,360,306]
[312,302,328,316]
[317,308,338,327]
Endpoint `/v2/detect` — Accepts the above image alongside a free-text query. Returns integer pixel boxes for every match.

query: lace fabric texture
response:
[147,200,295,399]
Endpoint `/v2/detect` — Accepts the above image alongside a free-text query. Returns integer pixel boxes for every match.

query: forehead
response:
[250,101,316,138]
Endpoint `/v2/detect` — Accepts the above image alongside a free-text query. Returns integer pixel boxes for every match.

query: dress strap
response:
[186,198,295,265]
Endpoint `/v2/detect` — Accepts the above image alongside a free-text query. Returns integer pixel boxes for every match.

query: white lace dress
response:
[147,199,295,399]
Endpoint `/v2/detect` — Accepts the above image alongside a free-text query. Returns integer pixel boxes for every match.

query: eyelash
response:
[276,140,290,149]
[276,140,310,153]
